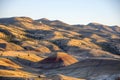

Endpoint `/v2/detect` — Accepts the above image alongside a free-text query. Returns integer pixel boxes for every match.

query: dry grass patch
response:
[91,34,107,42]
[0,58,21,68]
[38,25,53,30]
[2,51,43,62]
[0,70,33,77]
[67,39,100,49]
[52,31,66,39]
[35,45,51,53]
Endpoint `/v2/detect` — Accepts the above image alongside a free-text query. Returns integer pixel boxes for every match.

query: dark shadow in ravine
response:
[98,39,120,55]
[0,43,6,49]
[25,29,55,40]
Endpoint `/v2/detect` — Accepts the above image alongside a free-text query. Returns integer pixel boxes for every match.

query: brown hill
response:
[36,18,69,26]
[38,52,78,69]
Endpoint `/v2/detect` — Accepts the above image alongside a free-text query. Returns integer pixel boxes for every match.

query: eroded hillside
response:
[0,17,120,80]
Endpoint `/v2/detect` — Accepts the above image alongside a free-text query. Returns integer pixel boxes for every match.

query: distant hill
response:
[36,18,69,26]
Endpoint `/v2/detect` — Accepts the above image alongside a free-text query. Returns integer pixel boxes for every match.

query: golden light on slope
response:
[67,39,82,46]
[58,74,85,80]
[1,51,43,62]
[0,39,24,51]
[14,17,33,23]
[90,34,107,42]
[41,41,60,51]
[38,24,53,30]
[36,45,51,53]
[0,58,21,69]
[52,31,66,39]
[57,52,78,66]
[0,32,7,39]
[67,39,100,49]
[39,52,78,68]
[0,24,27,40]
[0,70,33,77]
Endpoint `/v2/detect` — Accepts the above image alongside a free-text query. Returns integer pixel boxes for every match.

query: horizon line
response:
[0,16,119,27]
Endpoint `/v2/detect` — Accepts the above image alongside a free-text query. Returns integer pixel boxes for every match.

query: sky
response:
[0,0,120,26]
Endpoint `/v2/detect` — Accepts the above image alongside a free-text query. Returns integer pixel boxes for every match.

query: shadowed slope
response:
[49,74,85,80]
[0,39,23,51]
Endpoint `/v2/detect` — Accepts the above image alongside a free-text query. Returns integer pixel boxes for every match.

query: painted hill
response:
[38,52,78,69]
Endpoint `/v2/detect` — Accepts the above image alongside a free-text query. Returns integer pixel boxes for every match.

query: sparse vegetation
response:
[0,17,120,80]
